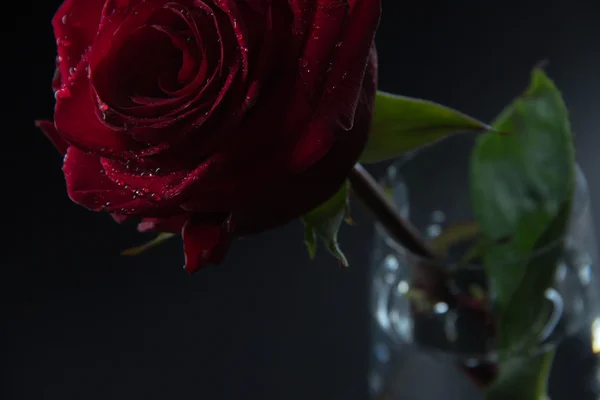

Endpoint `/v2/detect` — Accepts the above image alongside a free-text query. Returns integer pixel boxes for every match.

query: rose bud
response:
[36,0,381,272]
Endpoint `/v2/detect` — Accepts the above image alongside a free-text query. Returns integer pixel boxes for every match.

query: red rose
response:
[37,0,380,272]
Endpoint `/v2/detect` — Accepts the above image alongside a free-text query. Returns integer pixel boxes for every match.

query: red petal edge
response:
[111,214,130,223]
[63,147,157,214]
[35,120,69,155]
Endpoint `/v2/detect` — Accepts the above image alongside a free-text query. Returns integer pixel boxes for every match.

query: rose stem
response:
[348,163,436,259]
[348,162,497,388]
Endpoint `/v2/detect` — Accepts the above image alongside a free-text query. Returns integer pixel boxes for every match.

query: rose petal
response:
[280,0,380,172]
[91,25,178,111]
[287,0,316,40]
[213,0,250,77]
[111,214,130,223]
[54,55,137,157]
[297,1,349,99]
[228,1,274,121]
[182,214,234,273]
[35,120,69,155]
[178,70,300,211]
[100,152,223,204]
[90,0,188,103]
[52,0,106,85]
[63,147,157,214]
[236,46,377,234]
[288,40,379,172]
[316,0,381,131]
[89,0,164,74]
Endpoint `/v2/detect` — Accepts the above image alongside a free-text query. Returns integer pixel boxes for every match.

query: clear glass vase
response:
[368,135,600,400]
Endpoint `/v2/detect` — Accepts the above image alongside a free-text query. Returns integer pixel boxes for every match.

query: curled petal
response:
[289,42,379,172]
[281,0,380,172]
[35,120,69,155]
[89,0,165,74]
[63,147,158,214]
[182,214,234,273]
[213,0,250,77]
[100,153,223,204]
[316,0,381,131]
[54,55,137,157]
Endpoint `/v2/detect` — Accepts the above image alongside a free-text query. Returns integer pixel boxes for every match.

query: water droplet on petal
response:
[54,87,71,100]
[61,14,68,24]
[57,37,72,47]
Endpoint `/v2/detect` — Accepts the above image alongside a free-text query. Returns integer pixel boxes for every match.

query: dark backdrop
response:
[6,1,600,399]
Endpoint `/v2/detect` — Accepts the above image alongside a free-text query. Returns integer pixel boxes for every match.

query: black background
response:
[6,1,600,399]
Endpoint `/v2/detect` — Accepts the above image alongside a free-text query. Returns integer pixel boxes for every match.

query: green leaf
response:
[471,67,575,398]
[486,351,555,400]
[360,91,491,163]
[472,67,574,312]
[121,233,176,256]
[301,181,350,266]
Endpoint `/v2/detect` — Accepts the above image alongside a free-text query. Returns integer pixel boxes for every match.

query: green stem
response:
[484,350,554,400]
